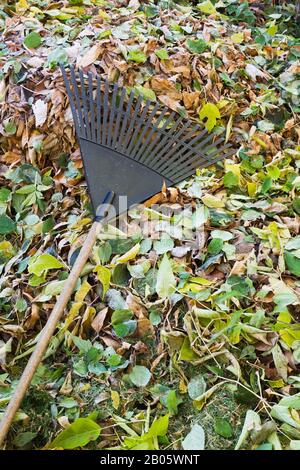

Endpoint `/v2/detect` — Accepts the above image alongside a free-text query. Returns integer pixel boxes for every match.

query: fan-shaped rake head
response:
[61,65,235,218]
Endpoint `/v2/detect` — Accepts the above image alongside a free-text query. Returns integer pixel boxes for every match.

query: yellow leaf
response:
[98,9,109,19]
[75,280,91,302]
[199,103,221,131]
[179,379,187,394]
[252,135,268,149]
[64,302,83,329]
[190,277,214,286]
[268,379,285,389]
[197,0,217,15]
[71,218,92,230]
[231,32,244,44]
[94,265,111,300]
[267,24,278,36]
[111,390,120,410]
[201,194,225,208]
[247,182,257,197]
[113,243,140,265]
[16,0,29,13]
[225,114,233,143]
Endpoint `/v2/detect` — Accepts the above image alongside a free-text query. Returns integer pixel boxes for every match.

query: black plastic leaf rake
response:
[61,65,235,217]
[0,65,235,446]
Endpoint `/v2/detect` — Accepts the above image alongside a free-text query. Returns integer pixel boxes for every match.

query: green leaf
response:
[24,32,42,49]
[129,365,151,387]
[28,253,65,277]
[0,188,11,203]
[147,414,169,438]
[134,86,156,102]
[186,39,208,54]
[127,49,147,63]
[207,238,223,255]
[155,48,169,60]
[156,254,176,298]
[261,176,272,194]
[182,424,205,450]
[285,251,300,277]
[98,242,112,264]
[4,121,16,135]
[94,265,111,299]
[224,171,238,188]
[48,417,101,449]
[14,431,37,448]
[0,214,16,234]
[111,309,136,338]
[199,103,221,131]
[214,418,233,438]
[165,390,180,415]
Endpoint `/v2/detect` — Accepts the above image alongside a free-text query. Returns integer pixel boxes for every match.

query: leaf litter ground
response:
[0,0,300,450]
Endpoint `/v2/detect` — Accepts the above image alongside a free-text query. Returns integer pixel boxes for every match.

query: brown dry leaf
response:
[77,43,102,68]
[23,304,40,331]
[158,94,181,112]
[91,307,108,333]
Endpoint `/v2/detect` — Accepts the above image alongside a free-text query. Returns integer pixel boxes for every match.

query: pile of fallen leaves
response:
[1,0,300,451]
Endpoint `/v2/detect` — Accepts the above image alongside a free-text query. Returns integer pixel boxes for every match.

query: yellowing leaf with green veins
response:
[111,390,120,410]
[28,253,65,277]
[225,162,240,183]
[156,254,176,298]
[197,0,217,15]
[231,32,244,44]
[199,103,221,131]
[267,24,278,36]
[94,265,111,299]
[127,49,147,63]
[47,417,101,449]
[113,243,140,265]
[75,280,91,302]
[201,194,225,208]
[190,277,214,286]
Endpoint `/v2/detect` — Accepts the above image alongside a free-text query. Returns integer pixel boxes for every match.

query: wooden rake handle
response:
[0,220,101,447]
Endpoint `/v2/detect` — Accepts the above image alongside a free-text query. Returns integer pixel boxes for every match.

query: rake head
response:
[61,65,235,218]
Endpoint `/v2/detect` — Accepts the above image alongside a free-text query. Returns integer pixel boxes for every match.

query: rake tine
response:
[134,107,172,161]
[95,75,102,144]
[107,83,119,148]
[138,111,177,164]
[116,89,136,152]
[78,68,91,140]
[69,65,86,138]
[166,136,226,179]
[88,72,96,142]
[173,148,236,183]
[120,94,143,152]
[130,101,161,159]
[60,66,81,136]
[102,79,110,146]
[170,142,232,180]
[149,117,188,169]
[156,126,209,174]
[111,86,126,149]
[152,123,202,171]
[127,100,151,156]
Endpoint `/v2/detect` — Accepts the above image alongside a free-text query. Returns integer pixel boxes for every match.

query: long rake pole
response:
[0,220,102,447]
